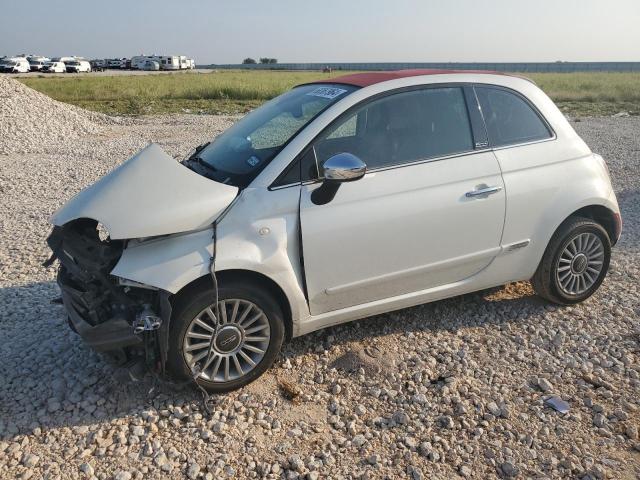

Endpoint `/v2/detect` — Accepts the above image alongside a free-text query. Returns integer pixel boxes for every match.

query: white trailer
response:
[159,56,180,70]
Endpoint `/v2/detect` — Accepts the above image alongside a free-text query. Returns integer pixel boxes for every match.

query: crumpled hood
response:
[51,143,238,239]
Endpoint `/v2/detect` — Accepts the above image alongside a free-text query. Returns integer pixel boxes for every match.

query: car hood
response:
[50,143,239,239]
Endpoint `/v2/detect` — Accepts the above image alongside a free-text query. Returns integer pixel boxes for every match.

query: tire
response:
[166,279,285,393]
[531,216,611,305]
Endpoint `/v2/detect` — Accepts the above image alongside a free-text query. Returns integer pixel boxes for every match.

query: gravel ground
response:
[0,79,639,479]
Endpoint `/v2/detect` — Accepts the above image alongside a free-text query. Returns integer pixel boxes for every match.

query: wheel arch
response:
[170,269,294,340]
[566,204,621,246]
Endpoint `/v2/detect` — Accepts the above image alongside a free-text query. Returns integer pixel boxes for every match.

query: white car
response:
[47,70,621,392]
[0,57,31,73]
[65,60,91,73]
[41,62,66,73]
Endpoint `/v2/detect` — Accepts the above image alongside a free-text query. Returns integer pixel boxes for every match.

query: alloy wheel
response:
[183,299,271,382]
[555,232,605,296]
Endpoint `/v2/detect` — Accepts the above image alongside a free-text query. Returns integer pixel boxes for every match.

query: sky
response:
[2,0,639,64]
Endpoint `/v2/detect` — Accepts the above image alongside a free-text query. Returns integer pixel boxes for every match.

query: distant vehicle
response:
[27,56,51,71]
[159,55,180,70]
[41,61,66,73]
[120,58,131,70]
[140,60,160,71]
[107,59,123,69]
[0,57,30,73]
[28,60,49,72]
[66,60,92,73]
[131,55,156,70]
[187,58,196,69]
[90,59,106,71]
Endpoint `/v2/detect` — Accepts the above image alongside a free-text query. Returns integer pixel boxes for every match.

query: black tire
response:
[531,216,611,305]
[167,279,285,393]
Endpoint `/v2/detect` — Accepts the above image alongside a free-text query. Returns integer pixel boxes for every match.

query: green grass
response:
[18,70,357,115]
[18,70,640,117]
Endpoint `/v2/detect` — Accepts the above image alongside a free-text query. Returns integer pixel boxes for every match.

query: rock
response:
[459,465,472,477]
[593,413,607,428]
[352,434,366,448]
[437,415,454,429]
[412,393,428,405]
[537,378,553,392]
[626,424,638,440]
[366,454,380,465]
[80,463,95,477]
[187,463,200,479]
[154,453,169,468]
[487,401,502,417]
[113,471,132,480]
[288,454,304,472]
[501,461,519,478]
[21,453,39,468]
[392,410,409,425]
[407,465,423,480]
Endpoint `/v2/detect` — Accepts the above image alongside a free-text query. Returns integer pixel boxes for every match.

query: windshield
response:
[1,60,17,66]
[186,84,357,188]
[67,61,79,66]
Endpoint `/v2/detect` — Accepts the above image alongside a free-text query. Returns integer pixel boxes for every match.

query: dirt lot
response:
[0,80,639,479]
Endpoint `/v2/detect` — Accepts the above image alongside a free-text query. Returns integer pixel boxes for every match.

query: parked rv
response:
[159,56,180,70]
[141,60,160,71]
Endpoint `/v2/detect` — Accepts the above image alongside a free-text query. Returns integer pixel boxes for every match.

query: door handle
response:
[465,185,503,198]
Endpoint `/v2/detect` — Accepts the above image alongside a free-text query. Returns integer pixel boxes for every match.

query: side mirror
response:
[311,153,366,205]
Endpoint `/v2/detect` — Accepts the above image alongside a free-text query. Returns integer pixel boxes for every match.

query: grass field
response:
[18,70,640,117]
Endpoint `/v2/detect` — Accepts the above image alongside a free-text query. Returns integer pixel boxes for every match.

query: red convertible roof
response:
[308,69,511,88]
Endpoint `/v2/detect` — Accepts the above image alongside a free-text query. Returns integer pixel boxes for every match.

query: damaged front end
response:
[46,219,171,367]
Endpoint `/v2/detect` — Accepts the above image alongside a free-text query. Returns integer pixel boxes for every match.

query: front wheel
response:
[531,217,611,304]
[167,280,285,393]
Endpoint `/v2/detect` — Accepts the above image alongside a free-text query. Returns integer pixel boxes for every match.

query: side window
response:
[475,86,551,147]
[314,87,474,171]
[271,148,318,187]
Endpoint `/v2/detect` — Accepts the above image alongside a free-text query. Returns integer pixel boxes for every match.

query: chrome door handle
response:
[465,185,503,198]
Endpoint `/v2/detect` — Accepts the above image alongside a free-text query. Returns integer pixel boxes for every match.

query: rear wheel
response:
[167,280,285,393]
[531,217,611,304]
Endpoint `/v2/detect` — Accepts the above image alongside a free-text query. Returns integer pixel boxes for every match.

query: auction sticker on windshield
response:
[306,86,348,100]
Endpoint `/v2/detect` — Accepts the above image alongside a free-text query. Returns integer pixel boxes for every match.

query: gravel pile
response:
[0,111,638,479]
[0,75,121,155]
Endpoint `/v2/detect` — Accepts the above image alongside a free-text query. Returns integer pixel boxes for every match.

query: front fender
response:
[110,186,310,329]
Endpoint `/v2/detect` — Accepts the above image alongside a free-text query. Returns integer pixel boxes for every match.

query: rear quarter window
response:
[475,86,552,147]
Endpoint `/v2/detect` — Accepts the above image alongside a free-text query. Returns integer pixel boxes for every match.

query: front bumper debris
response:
[46,219,165,361]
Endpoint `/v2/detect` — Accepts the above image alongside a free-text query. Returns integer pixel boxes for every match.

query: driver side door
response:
[299,85,506,315]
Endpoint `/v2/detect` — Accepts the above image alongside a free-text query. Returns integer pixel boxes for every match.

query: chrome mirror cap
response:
[323,153,367,182]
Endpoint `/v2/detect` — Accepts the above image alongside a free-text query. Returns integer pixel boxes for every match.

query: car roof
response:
[304,69,518,88]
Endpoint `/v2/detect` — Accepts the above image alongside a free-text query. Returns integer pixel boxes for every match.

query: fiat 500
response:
[47,70,621,392]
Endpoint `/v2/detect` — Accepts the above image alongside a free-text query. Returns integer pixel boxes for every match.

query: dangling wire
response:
[190,221,220,416]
